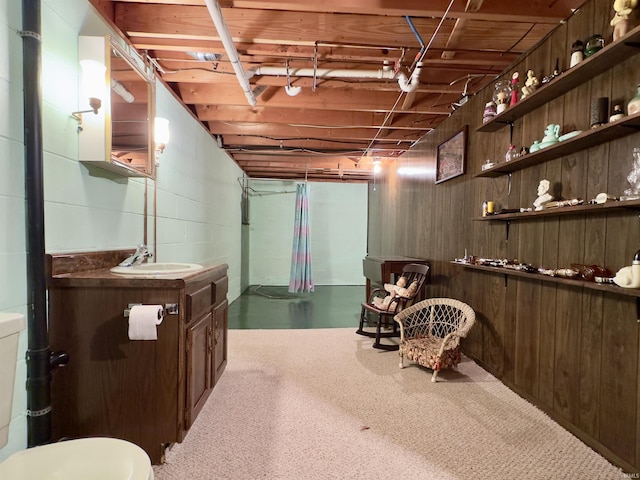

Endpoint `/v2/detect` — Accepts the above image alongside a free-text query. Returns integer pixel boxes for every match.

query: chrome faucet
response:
[119,245,153,267]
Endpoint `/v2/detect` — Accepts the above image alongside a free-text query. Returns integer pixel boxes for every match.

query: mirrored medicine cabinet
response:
[78,35,156,178]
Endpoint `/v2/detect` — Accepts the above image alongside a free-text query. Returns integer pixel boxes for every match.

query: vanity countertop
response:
[46,250,227,287]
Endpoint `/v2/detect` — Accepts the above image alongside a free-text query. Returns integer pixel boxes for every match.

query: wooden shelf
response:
[474,198,640,221]
[475,112,640,177]
[476,24,640,133]
[451,261,640,298]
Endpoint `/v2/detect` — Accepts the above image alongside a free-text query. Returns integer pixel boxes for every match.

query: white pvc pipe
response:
[252,65,397,80]
[204,0,256,106]
[111,79,134,103]
[252,64,422,92]
[397,62,422,93]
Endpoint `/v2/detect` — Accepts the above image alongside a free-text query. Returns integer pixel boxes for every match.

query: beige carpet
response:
[154,328,623,480]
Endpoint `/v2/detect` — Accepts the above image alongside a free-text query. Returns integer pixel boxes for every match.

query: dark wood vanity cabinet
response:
[46,252,228,464]
[184,274,228,429]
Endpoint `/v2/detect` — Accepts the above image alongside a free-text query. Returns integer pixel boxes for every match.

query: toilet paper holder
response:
[124,303,179,317]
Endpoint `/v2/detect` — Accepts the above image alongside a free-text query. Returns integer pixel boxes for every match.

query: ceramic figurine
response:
[521,70,539,98]
[611,0,638,41]
[510,72,519,106]
[542,59,562,84]
[530,140,541,153]
[533,179,554,210]
[539,124,560,149]
[613,250,640,288]
[483,101,497,123]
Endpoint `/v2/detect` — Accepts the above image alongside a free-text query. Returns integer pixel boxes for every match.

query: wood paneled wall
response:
[368,0,640,472]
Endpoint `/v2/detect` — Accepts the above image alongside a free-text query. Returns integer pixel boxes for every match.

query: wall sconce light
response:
[71,59,106,125]
[154,117,170,165]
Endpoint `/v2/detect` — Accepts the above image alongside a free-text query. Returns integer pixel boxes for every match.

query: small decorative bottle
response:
[623,148,640,201]
[584,34,605,57]
[510,72,519,106]
[570,39,584,68]
[609,104,625,122]
[505,144,518,162]
[628,84,640,116]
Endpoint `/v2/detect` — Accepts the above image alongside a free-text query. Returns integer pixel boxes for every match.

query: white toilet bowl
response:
[0,437,154,480]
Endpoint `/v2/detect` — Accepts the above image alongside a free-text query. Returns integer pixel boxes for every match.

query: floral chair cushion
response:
[399,336,462,371]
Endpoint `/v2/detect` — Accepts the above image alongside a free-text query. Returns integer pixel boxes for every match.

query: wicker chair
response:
[356,263,430,350]
[393,298,475,382]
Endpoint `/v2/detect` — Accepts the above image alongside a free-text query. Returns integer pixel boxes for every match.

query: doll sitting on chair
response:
[372,276,418,311]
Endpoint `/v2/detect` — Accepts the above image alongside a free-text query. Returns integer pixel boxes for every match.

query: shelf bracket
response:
[504,274,508,288]
[637,298,640,322]
[506,220,510,243]
[624,41,640,49]
[507,173,512,196]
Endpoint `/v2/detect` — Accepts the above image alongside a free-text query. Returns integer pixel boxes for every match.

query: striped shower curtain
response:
[288,183,314,293]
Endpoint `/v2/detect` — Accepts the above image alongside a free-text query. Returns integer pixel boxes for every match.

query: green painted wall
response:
[0,0,243,460]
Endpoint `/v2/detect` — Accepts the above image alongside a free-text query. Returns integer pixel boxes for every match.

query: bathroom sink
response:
[110,262,203,276]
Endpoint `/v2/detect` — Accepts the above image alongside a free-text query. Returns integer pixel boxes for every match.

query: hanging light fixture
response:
[71,59,106,124]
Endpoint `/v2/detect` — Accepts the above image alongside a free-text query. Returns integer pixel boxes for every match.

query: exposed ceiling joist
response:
[92,0,584,181]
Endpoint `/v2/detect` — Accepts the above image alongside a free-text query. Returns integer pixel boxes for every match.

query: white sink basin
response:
[110,262,203,276]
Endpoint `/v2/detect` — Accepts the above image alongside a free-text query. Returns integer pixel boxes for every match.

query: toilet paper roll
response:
[128,305,164,341]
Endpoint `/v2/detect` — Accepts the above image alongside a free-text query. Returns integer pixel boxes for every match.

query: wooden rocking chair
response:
[356,263,430,350]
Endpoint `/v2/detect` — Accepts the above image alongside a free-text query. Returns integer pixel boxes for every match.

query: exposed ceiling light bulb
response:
[187,51,221,62]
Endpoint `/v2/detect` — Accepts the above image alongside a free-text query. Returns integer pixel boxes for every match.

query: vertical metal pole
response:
[22,0,52,446]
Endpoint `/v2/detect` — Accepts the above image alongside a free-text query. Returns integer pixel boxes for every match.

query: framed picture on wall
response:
[435,126,468,184]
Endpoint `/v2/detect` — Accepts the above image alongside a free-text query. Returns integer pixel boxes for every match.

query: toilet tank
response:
[0,313,25,449]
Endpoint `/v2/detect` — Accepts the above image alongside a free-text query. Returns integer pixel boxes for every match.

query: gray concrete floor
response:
[228,285,365,329]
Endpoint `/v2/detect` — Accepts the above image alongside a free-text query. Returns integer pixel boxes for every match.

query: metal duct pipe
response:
[204,0,256,106]
[21,0,52,446]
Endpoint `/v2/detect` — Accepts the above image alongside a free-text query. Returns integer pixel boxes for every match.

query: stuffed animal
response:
[372,277,419,311]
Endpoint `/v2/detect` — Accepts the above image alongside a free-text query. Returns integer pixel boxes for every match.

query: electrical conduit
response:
[204,0,257,106]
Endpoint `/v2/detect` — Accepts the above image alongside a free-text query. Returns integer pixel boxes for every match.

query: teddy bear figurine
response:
[611,0,638,41]
[372,276,419,311]
[521,70,539,99]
